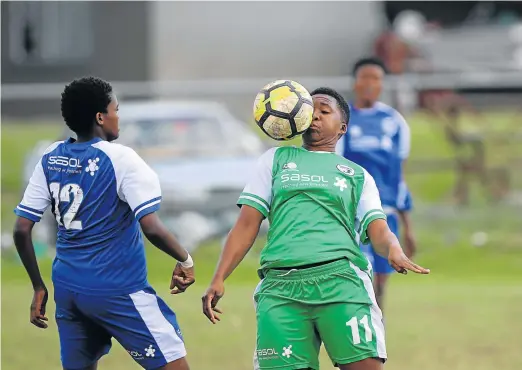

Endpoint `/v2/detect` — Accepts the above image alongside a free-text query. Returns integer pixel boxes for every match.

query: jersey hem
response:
[133,196,162,214]
[52,278,151,296]
[358,209,386,233]
[360,213,387,244]
[136,202,160,221]
[242,192,269,209]
[237,199,269,218]
[14,208,42,222]
[259,255,368,278]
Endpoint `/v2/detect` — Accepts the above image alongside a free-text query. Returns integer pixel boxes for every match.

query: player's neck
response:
[353,99,376,110]
[76,134,105,143]
[302,142,335,153]
[76,128,108,143]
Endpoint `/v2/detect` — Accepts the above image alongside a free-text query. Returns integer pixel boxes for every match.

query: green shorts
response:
[253,259,386,370]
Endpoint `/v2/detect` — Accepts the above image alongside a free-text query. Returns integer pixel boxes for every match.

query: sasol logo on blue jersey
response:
[48,156,82,168]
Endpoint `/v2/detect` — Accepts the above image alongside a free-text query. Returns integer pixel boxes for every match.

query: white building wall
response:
[149,2,384,81]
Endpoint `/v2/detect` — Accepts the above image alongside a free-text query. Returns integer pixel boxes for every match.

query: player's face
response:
[354,65,384,105]
[101,94,120,141]
[303,94,346,145]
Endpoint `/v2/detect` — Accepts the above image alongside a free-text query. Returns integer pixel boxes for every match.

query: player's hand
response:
[170,263,195,294]
[388,245,429,275]
[403,230,417,259]
[30,286,49,329]
[202,281,224,324]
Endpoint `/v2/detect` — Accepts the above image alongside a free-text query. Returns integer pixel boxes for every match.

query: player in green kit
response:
[202,87,430,370]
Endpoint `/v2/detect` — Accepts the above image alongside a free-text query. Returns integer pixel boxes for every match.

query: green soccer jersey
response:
[237,146,387,273]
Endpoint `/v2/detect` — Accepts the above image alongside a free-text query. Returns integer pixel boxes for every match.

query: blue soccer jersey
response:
[336,102,412,274]
[15,137,186,369]
[16,137,160,295]
[336,102,412,211]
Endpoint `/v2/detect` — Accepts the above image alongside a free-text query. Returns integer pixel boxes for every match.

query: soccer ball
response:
[253,80,313,141]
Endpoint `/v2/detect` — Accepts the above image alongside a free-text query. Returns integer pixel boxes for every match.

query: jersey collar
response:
[299,146,335,154]
[65,136,103,148]
[349,101,379,115]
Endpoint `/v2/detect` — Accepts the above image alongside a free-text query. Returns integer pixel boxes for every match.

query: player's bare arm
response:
[13,217,49,329]
[140,213,195,294]
[202,205,264,324]
[367,219,429,275]
[398,209,416,258]
[398,158,418,259]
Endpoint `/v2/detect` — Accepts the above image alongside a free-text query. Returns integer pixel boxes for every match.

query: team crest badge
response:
[282,162,297,170]
[336,164,354,176]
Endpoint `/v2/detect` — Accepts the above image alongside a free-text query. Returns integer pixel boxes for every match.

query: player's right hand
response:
[170,263,195,294]
[388,244,430,275]
[202,281,224,324]
[30,286,49,329]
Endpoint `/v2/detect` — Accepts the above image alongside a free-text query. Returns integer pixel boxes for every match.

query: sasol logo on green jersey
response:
[281,173,328,183]
[257,348,279,357]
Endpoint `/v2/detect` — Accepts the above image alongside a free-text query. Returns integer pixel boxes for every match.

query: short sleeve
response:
[14,159,51,222]
[237,148,276,218]
[120,149,162,220]
[356,169,387,244]
[396,111,411,160]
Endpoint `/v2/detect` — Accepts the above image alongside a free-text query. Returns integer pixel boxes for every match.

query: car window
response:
[118,117,245,158]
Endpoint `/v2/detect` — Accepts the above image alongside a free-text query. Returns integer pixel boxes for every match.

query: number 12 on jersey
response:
[50,182,84,230]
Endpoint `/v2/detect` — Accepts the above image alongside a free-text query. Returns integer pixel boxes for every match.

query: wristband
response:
[180,253,193,268]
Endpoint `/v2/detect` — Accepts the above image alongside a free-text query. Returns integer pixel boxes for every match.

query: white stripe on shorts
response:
[129,290,186,363]
[252,279,264,311]
[252,279,264,370]
[349,262,388,360]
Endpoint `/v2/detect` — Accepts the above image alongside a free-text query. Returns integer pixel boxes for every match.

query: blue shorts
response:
[54,285,186,370]
[361,212,399,275]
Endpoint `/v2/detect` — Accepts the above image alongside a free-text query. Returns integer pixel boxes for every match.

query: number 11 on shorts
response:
[346,315,372,345]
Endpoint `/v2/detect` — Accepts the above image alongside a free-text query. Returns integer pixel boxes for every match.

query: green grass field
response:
[2,113,522,370]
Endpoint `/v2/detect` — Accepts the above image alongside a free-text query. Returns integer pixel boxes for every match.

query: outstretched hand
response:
[388,246,430,275]
[202,281,224,324]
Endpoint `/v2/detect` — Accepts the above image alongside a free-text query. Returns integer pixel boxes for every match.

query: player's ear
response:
[96,112,104,126]
[340,122,347,135]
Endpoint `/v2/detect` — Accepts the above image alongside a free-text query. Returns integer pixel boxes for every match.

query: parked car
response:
[23,100,267,251]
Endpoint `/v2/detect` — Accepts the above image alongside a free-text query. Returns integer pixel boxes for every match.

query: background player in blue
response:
[13,77,195,370]
[336,57,417,311]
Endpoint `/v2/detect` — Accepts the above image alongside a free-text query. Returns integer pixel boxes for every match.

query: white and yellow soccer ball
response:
[253,80,313,141]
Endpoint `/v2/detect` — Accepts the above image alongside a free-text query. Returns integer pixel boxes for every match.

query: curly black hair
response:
[60,76,113,135]
[310,87,350,124]
[352,57,387,76]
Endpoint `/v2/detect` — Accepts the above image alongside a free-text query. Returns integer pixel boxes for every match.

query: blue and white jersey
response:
[336,102,412,211]
[15,137,161,296]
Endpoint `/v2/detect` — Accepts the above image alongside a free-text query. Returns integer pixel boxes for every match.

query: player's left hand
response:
[170,263,195,294]
[388,245,429,275]
[201,281,224,324]
[403,230,417,259]
[30,286,49,329]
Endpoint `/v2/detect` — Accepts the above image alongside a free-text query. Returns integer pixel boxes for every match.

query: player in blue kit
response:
[336,57,417,311]
[13,77,195,370]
